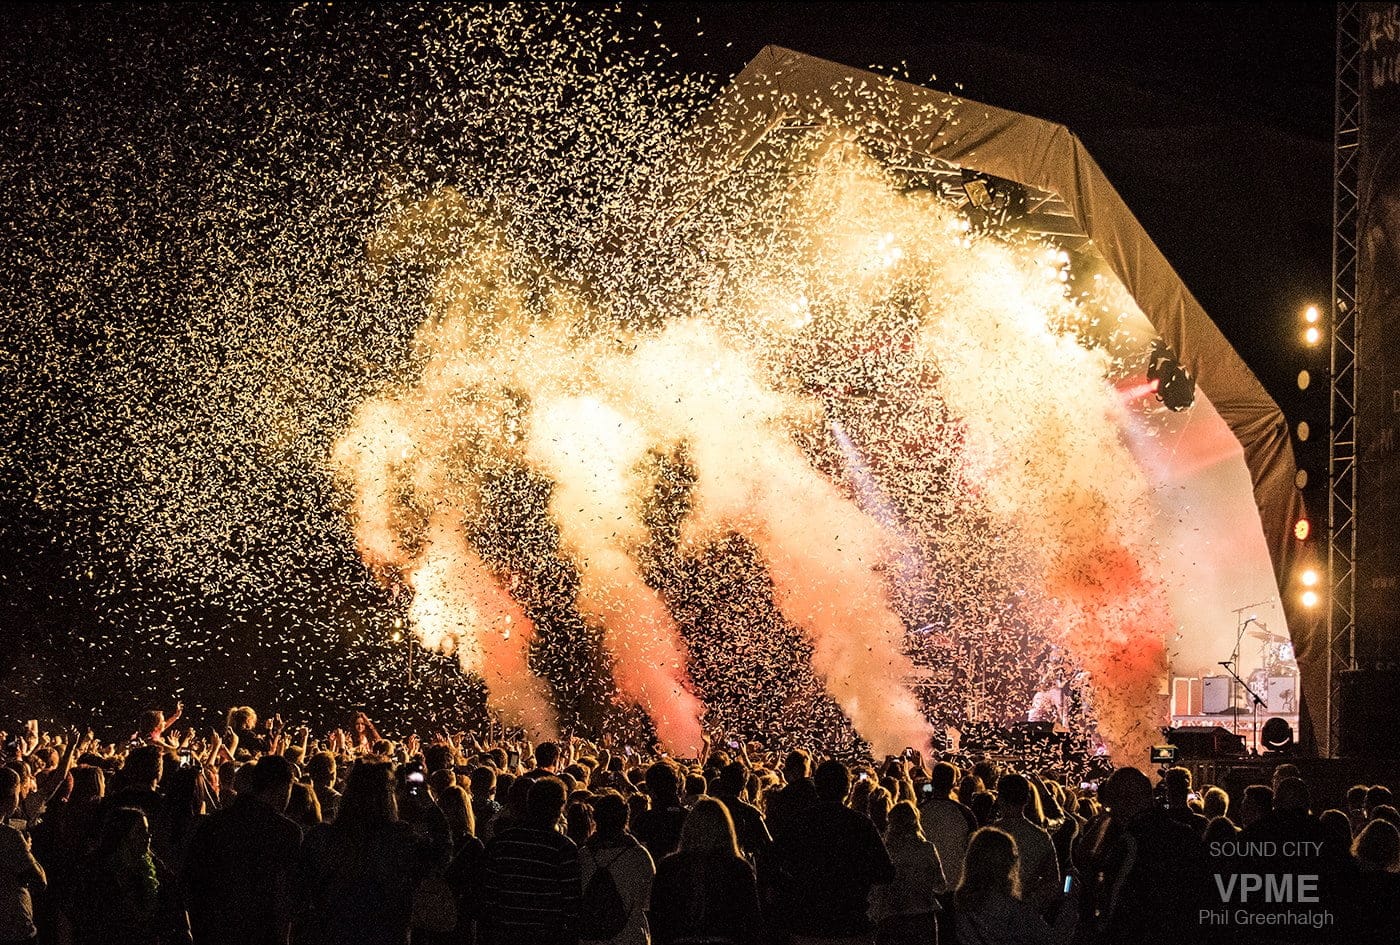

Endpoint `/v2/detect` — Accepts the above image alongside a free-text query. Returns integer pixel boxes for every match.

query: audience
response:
[182,754,300,945]
[648,798,759,945]
[1,709,1398,945]
[867,800,945,945]
[482,776,580,945]
[578,791,653,945]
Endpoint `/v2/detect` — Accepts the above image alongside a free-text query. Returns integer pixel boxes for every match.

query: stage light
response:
[1304,325,1321,346]
[1301,589,1320,608]
[1297,369,1310,391]
[1144,338,1195,411]
[1296,421,1310,442]
[1304,304,1320,324]
[391,630,404,643]
[1295,518,1311,541]
[963,177,993,210]
[1261,716,1295,753]
[1295,469,1308,489]
[959,168,1028,232]
[1301,568,1320,587]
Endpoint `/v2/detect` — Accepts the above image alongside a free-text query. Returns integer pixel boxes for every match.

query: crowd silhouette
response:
[1,707,1398,945]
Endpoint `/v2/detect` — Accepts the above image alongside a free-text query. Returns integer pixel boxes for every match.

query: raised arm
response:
[158,700,184,735]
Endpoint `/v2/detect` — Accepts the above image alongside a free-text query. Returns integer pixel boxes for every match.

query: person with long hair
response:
[442,784,487,945]
[0,767,46,945]
[955,827,1073,945]
[284,781,322,829]
[648,798,760,945]
[868,801,945,945]
[296,761,435,945]
[66,806,184,945]
[225,707,268,756]
[435,785,475,857]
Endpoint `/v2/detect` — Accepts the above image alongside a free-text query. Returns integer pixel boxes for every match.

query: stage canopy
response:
[657,46,1318,747]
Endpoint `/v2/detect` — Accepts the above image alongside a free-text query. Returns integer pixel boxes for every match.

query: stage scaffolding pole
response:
[1327,1,1361,759]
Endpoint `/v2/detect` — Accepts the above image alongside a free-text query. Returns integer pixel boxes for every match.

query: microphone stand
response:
[1218,659,1265,753]
[1224,605,1268,752]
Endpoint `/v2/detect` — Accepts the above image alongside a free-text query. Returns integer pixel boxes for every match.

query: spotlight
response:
[1144,339,1195,411]
[963,177,993,210]
[1304,325,1322,346]
[391,631,404,643]
[1295,518,1311,541]
[1304,304,1320,324]
[1301,589,1320,608]
[1261,716,1295,753]
[1295,469,1309,489]
[1296,421,1310,442]
[1297,369,1310,391]
[959,169,1028,232]
[1301,568,1319,587]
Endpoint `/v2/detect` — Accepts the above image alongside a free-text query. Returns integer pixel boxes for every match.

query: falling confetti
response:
[2,4,1199,765]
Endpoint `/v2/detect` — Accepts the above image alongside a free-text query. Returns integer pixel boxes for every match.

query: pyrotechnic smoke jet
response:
[525,393,705,755]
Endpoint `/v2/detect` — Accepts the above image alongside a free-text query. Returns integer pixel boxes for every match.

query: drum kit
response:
[1245,623,1299,714]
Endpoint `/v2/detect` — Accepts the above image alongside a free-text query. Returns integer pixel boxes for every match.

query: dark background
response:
[0,3,1335,735]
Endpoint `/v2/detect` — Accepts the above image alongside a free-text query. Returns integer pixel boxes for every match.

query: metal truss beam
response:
[1328,2,1361,757]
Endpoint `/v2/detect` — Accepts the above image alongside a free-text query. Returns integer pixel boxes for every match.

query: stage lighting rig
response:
[1145,338,1195,411]
[959,169,1027,232]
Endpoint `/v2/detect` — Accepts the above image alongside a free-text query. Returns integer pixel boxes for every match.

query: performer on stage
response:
[1028,669,1068,729]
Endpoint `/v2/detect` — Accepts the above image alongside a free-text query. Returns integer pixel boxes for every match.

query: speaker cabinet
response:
[1339,669,1400,758]
[1202,676,1232,714]
[1168,725,1246,758]
[1172,676,1202,716]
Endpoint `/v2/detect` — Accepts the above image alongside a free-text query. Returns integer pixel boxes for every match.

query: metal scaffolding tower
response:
[1328,2,1361,757]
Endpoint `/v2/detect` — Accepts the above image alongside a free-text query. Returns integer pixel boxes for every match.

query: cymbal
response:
[1249,628,1287,642]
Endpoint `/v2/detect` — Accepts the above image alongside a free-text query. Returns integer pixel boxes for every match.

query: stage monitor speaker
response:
[1168,725,1246,758]
[1202,676,1232,714]
[1338,669,1400,758]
